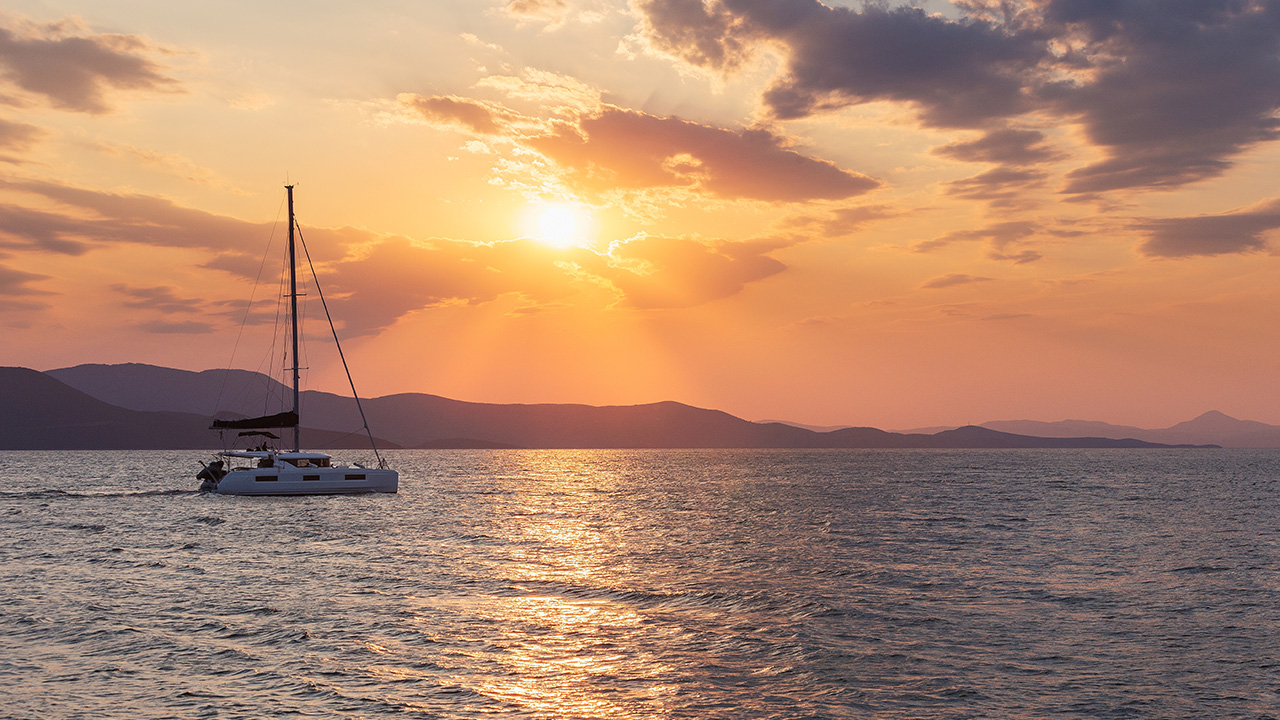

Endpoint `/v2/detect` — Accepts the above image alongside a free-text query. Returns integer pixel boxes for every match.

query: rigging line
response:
[215,193,287,417]
[265,243,289,416]
[294,222,388,469]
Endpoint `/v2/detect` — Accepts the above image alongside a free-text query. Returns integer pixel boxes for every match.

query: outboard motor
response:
[197,459,226,491]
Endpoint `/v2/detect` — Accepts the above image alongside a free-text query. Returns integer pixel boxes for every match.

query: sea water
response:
[1,449,1278,719]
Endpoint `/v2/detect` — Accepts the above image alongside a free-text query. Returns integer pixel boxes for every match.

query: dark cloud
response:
[633,0,756,71]
[530,107,879,201]
[638,0,1046,127]
[933,128,1063,165]
[634,0,1280,193]
[400,94,505,135]
[0,19,178,113]
[922,273,993,289]
[1138,199,1280,257]
[1044,0,1280,192]
[757,3,1045,127]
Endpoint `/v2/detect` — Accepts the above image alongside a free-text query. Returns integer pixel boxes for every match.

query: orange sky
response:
[2,1,1279,429]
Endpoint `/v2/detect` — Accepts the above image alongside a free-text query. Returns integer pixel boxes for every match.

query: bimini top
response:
[218,450,333,461]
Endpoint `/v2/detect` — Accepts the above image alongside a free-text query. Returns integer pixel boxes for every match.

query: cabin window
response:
[255,474,278,482]
[345,474,366,481]
[303,474,320,482]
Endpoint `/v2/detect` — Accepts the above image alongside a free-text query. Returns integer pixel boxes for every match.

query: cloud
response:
[1044,0,1280,192]
[0,262,52,310]
[821,205,895,237]
[137,320,214,334]
[326,232,787,334]
[320,236,585,335]
[1138,198,1280,258]
[922,273,994,289]
[0,202,93,254]
[944,166,1049,208]
[0,179,280,256]
[781,204,895,238]
[933,128,1063,166]
[0,17,178,113]
[636,1,1045,127]
[989,249,1042,265]
[0,116,43,159]
[399,93,507,134]
[89,141,246,192]
[504,0,571,25]
[633,0,1280,193]
[397,73,876,205]
[474,68,601,114]
[632,0,757,73]
[916,220,1043,263]
[587,234,785,309]
[0,262,50,295]
[111,284,204,314]
[530,106,879,201]
[0,180,792,334]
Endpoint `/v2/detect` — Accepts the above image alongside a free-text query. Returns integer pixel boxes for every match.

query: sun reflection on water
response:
[447,452,678,718]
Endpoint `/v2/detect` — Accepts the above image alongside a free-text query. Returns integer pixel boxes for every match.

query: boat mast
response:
[287,184,301,453]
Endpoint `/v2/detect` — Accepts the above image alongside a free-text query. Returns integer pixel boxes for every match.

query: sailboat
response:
[196,186,399,495]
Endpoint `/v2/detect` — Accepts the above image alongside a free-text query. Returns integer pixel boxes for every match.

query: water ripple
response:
[1,449,1278,718]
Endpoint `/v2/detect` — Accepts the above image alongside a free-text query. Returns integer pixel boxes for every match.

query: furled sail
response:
[211,411,299,430]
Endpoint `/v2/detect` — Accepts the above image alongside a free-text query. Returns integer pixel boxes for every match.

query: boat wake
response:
[0,488,197,500]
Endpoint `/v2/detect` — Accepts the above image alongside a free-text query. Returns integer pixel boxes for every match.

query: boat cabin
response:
[219,450,335,471]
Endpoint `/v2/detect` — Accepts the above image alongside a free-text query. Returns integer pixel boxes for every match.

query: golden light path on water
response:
[460,454,676,718]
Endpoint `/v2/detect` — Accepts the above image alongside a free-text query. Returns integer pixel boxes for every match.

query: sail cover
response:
[211,411,299,430]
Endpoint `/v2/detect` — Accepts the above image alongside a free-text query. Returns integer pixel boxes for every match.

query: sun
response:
[523,202,592,249]
[539,206,578,248]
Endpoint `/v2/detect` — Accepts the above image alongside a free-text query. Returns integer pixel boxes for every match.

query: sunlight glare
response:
[540,207,577,248]
[523,202,592,249]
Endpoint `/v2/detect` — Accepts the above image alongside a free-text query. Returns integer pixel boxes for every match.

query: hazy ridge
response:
[0,363,1233,450]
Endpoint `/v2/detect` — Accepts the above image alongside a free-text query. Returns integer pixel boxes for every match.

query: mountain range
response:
[883,414,1280,449]
[0,362,1250,450]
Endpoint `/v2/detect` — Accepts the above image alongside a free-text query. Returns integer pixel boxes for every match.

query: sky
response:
[1,0,1279,429]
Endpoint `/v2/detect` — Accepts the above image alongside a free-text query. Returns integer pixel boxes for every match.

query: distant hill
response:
[3,366,393,450]
[981,411,1280,449]
[48,363,296,418]
[31,363,1214,450]
[0,366,213,449]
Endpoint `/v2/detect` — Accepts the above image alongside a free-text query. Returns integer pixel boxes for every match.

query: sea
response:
[1,449,1278,719]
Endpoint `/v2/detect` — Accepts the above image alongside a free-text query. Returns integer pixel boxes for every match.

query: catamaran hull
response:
[210,467,398,495]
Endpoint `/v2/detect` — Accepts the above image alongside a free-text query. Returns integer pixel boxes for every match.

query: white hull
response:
[212,465,398,495]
